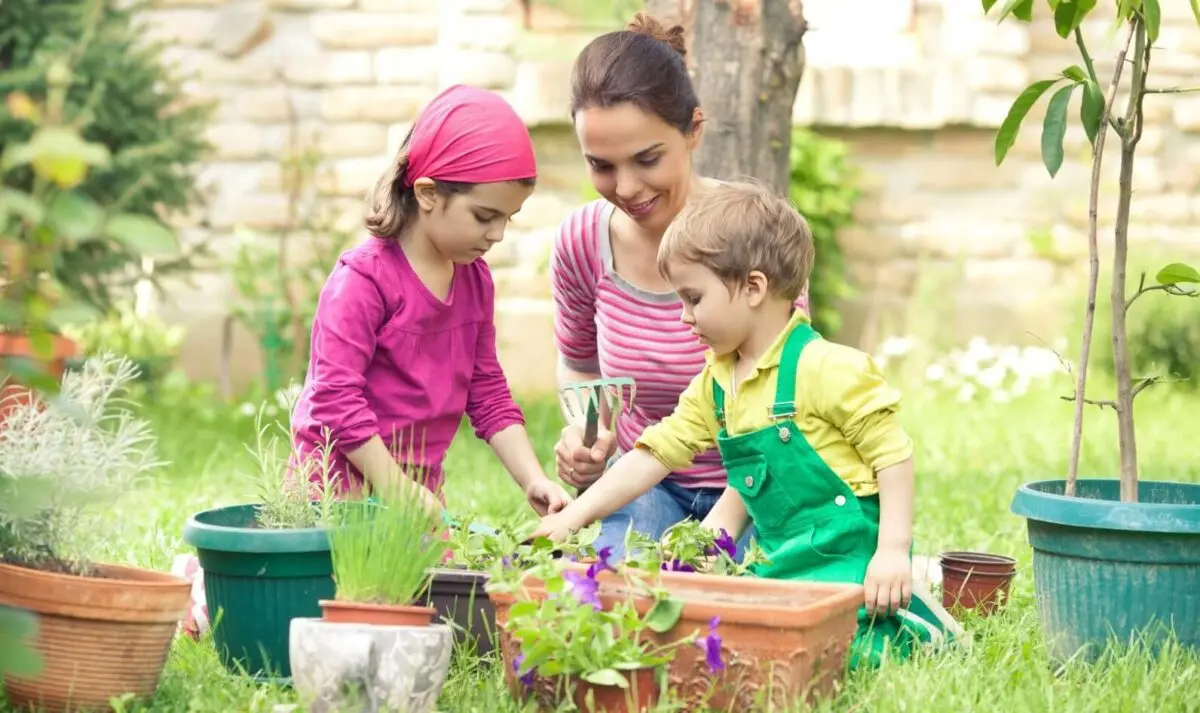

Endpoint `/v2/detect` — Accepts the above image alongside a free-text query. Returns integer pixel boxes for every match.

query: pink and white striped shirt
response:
[551,199,810,490]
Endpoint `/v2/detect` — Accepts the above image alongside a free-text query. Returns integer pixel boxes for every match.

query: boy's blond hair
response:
[657,180,814,300]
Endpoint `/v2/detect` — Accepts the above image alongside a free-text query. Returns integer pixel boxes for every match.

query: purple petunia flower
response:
[512,653,535,687]
[563,570,601,610]
[586,545,615,579]
[661,558,696,573]
[712,529,737,559]
[695,615,724,673]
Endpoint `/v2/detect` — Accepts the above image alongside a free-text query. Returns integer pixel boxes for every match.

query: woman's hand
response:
[553,424,617,489]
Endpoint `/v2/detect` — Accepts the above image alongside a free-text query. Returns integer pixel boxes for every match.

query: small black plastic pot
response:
[425,566,497,655]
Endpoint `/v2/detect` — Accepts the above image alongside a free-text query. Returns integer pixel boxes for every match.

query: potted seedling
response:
[496,551,708,713]
[0,355,191,712]
[181,400,340,682]
[988,0,1200,660]
[289,460,454,713]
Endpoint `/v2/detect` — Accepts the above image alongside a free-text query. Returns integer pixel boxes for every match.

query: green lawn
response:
[3,367,1199,712]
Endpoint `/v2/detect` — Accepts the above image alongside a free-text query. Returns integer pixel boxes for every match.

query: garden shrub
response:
[788,127,858,337]
[0,0,212,312]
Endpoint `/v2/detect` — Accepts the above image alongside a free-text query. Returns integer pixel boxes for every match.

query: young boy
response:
[534,181,954,668]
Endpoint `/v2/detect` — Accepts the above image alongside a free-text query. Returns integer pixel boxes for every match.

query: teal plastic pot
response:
[1011,479,1200,662]
[182,504,333,681]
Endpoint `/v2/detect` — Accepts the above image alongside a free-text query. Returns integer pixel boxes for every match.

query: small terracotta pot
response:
[319,599,437,626]
[939,554,1017,616]
[0,561,190,712]
[0,332,77,422]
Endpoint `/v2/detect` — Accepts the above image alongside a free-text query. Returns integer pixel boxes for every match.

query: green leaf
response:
[1081,79,1105,146]
[582,668,628,688]
[46,191,104,242]
[47,298,101,329]
[1143,0,1161,41]
[0,127,111,189]
[1012,0,1034,20]
[1116,0,1140,21]
[1192,0,1200,27]
[0,607,43,678]
[508,600,539,620]
[643,597,684,634]
[1062,65,1088,82]
[1041,83,1076,177]
[982,0,999,11]
[995,78,1061,165]
[0,188,45,225]
[102,213,178,256]
[1054,0,1098,37]
[1156,262,1200,285]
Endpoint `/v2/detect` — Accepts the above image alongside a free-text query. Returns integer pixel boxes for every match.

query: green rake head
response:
[557,377,636,449]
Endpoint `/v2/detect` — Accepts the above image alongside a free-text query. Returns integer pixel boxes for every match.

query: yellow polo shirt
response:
[636,311,913,497]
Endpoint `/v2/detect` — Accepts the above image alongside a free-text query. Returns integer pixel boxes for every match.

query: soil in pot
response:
[182,503,335,681]
[425,566,496,655]
[319,599,437,626]
[0,561,190,712]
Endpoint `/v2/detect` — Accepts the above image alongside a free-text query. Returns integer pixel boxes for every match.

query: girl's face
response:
[574,103,701,237]
[415,180,535,264]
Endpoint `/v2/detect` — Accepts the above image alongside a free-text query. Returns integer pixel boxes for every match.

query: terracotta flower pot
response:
[940,561,1017,614]
[0,561,191,712]
[0,332,77,422]
[319,599,437,626]
[530,668,659,713]
[939,551,1017,575]
[491,564,862,711]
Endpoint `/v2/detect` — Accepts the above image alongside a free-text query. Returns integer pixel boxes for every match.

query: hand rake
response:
[557,377,636,496]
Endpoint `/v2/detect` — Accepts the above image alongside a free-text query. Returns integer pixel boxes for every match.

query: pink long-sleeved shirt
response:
[291,236,523,495]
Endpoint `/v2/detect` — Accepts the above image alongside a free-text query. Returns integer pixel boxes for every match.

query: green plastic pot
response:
[182,504,334,681]
[1011,478,1200,662]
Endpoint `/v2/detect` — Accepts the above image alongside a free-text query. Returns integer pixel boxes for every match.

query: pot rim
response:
[183,503,332,554]
[319,599,437,614]
[0,561,190,622]
[1011,479,1200,534]
[940,563,1016,579]
[938,551,1017,566]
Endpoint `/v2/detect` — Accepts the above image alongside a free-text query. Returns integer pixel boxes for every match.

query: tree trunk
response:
[644,0,808,196]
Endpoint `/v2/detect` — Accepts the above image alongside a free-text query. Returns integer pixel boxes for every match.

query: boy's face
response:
[668,259,754,356]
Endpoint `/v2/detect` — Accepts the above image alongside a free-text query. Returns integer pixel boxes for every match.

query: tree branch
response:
[1126,270,1200,311]
[1060,376,1163,410]
[1144,87,1200,94]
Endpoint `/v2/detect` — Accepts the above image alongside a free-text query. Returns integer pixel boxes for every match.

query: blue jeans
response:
[593,477,758,562]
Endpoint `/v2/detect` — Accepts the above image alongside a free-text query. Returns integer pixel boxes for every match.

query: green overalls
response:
[713,321,952,669]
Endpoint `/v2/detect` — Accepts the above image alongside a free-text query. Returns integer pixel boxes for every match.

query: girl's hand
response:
[863,546,912,617]
[554,424,617,488]
[525,477,573,516]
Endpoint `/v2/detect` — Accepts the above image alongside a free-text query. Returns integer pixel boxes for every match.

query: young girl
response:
[291,83,572,518]
[534,181,957,669]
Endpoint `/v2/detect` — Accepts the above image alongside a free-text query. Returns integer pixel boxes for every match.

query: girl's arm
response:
[700,489,751,540]
[487,423,553,491]
[346,436,443,515]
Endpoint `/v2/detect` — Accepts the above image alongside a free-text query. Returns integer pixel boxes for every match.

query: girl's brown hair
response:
[569,12,699,135]
[364,126,537,240]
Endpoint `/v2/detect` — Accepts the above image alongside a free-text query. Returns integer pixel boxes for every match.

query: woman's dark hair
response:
[365,126,537,239]
[569,12,699,135]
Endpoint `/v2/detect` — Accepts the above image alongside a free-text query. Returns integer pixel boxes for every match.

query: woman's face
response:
[574,102,701,236]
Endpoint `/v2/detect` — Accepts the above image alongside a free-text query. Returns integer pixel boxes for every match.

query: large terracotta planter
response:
[0,333,77,422]
[0,561,190,712]
[492,564,862,711]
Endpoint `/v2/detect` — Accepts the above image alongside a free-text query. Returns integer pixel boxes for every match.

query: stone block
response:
[460,0,512,12]
[196,162,283,201]
[491,266,552,301]
[509,192,573,231]
[320,87,425,123]
[280,45,374,86]
[962,258,1059,294]
[139,9,214,47]
[493,298,557,396]
[438,50,516,90]
[837,226,902,263]
[206,123,266,160]
[898,218,1026,260]
[358,0,426,10]
[445,15,518,53]
[206,192,293,229]
[195,46,278,85]
[235,86,295,122]
[845,258,920,295]
[314,123,391,158]
[1173,96,1200,131]
[965,57,1028,94]
[1129,192,1193,225]
[211,0,273,58]
[268,0,353,9]
[915,154,1022,190]
[375,48,441,85]
[311,12,438,49]
[150,0,226,6]
[318,156,391,197]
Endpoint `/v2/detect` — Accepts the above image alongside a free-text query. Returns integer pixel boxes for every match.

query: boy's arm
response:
[700,488,750,540]
[875,456,915,554]
[533,368,719,537]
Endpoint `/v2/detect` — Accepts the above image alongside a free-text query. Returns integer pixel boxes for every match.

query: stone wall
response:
[140,0,1200,395]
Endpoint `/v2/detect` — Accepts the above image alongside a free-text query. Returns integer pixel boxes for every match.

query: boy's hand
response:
[863,546,912,617]
[531,511,576,543]
[525,477,573,516]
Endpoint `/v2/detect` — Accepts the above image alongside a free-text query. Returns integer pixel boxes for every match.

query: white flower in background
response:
[956,383,977,402]
[977,364,1007,390]
[239,402,256,417]
[879,336,916,358]
[925,363,946,382]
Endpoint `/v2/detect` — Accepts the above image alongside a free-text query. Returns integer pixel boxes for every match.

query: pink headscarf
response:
[403,84,537,187]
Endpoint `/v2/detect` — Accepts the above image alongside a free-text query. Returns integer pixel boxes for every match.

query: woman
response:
[550,13,810,558]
